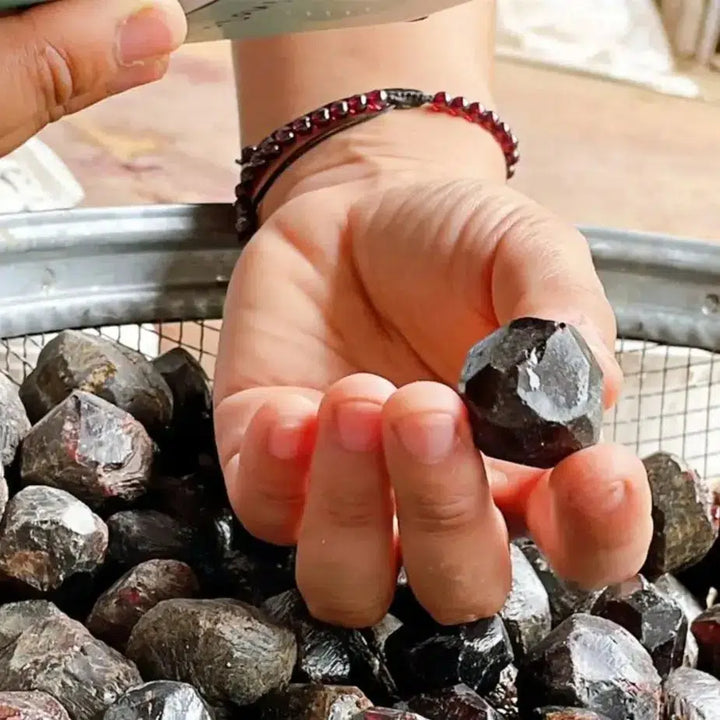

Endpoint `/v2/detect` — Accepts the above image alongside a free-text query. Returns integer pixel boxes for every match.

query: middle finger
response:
[296,373,398,628]
[383,381,512,625]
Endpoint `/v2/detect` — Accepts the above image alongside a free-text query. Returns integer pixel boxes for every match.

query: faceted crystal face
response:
[663,667,720,719]
[385,614,514,697]
[404,684,500,720]
[20,391,153,512]
[591,575,687,678]
[458,318,603,468]
[0,485,108,592]
[517,614,662,720]
[500,544,552,660]
[104,681,215,720]
[352,710,429,720]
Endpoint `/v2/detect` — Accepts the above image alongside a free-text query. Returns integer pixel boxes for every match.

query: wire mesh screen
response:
[2,322,719,486]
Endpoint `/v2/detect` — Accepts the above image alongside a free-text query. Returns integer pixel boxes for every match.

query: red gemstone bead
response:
[329,101,350,120]
[348,94,368,113]
[475,110,492,127]
[366,90,388,111]
[310,108,331,126]
[449,96,467,115]
[466,102,484,121]
[432,91,450,109]
[257,141,282,160]
[500,136,515,153]
[291,117,313,135]
[274,127,296,145]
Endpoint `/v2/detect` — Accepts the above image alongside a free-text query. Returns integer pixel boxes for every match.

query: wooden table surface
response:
[39,41,720,242]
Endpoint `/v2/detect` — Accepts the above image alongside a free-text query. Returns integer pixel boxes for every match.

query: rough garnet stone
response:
[257,684,372,720]
[352,711,428,720]
[20,390,154,512]
[652,572,702,667]
[103,681,215,720]
[663,666,720,719]
[402,683,499,719]
[514,538,600,626]
[0,372,30,468]
[10,327,720,720]
[500,544,552,659]
[262,589,351,685]
[0,613,141,720]
[19,330,173,438]
[385,613,514,697]
[86,559,200,650]
[590,575,687,678]
[125,598,297,707]
[531,710,611,720]
[516,614,662,720]
[0,485,108,592]
[0,691,71,720]
[458,318,603,468]
[690,605,720,677]
[640,452,718,578]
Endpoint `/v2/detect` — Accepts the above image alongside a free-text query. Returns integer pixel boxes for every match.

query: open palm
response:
[213,176,652,627]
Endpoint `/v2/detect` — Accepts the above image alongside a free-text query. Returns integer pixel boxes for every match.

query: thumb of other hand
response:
[0,0,187,156]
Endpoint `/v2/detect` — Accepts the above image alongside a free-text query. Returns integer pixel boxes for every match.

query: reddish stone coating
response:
[0,486,107,593]
[20,391,153,511]
[86,559,200,651]
[0,690,71,720]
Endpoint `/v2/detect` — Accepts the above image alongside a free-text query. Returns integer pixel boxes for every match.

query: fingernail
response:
[268,418,308,461]
[335,401,381,453]
[394,412,456,465]
[107,56,167,95]
[117,4,184,67]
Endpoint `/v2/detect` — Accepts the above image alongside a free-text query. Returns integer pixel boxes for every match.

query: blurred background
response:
[1,0,718,241]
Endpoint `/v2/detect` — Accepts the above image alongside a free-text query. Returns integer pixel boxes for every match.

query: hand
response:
[213,109,653,627]
[0,0,186,157]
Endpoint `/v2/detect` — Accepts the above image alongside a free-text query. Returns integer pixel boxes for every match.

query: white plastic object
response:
[0,138,85,216]
[495,0,700,98]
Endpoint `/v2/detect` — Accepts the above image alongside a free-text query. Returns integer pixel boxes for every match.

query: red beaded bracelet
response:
[234,88,519,242]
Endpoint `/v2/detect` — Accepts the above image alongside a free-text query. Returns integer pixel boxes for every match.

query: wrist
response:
[257,100,508,221]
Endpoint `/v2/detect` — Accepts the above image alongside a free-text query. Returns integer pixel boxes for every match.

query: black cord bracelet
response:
[234,88,519,243]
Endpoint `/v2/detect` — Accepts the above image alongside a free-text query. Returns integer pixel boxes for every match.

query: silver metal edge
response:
[1,204,719,351]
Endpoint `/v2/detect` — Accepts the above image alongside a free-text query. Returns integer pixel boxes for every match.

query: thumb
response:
[0,0,187,156]
[487,185,623,409]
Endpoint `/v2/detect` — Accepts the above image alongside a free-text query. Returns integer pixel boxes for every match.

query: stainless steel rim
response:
[0,203,718,348]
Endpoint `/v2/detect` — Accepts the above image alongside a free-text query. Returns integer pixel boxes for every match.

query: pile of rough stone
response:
[0,321,718,720]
